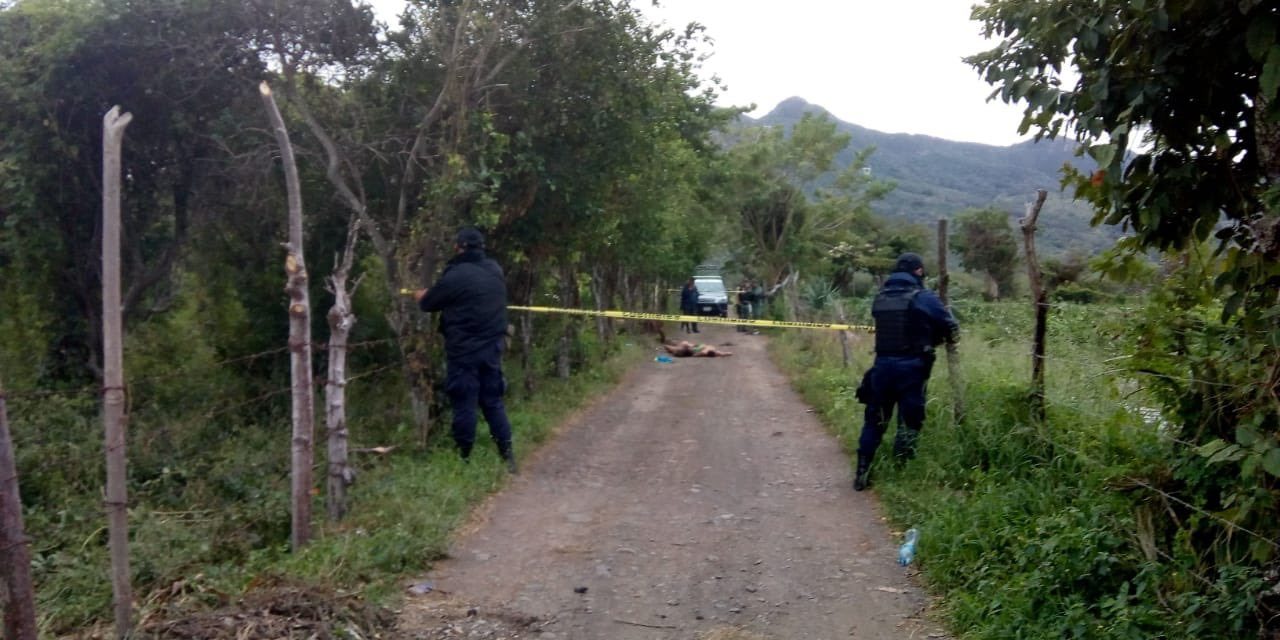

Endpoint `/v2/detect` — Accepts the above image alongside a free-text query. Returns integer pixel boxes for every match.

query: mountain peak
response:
[766,96,830,120]
[737,98,1113,253]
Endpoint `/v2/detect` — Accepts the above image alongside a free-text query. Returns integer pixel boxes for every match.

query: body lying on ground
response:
[662,340,733,357]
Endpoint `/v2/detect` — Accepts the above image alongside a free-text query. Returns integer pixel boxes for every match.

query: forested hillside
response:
[751,97,1118,253]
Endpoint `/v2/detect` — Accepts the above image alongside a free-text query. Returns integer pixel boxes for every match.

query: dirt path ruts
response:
[397,326,948,639]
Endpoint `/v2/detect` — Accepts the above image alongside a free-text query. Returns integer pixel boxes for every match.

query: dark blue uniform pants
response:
[857,355,931,457]
[445,340,513,456]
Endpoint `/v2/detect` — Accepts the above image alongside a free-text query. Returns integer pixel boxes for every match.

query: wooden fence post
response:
[260,82,315,550]
[835,299,851,369]
[102,105,134,638]
[937,218,964,424]
[325,220,361,522]
[1020,190,1049,423]
[0,379,38,640]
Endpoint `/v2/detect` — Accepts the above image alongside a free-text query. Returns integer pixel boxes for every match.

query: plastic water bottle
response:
[897,528,919,566]
[655,354,674,363]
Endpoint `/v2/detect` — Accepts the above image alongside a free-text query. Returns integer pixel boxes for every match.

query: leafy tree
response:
[724,113,894,312]
[951,207,1019,299]
[970,1,1280,634]
[0,0,266,380]
[484,0,724,378]
[968,0,1278,298]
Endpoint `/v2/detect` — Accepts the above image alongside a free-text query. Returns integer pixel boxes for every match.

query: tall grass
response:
[773,301,1252,639]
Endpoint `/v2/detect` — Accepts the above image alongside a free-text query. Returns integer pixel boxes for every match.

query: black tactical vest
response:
[872,287,924,355]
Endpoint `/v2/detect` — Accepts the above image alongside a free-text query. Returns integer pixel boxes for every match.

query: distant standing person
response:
[735,279,753,333]
[853,253,959,491]
[749,279,765,334]
[415,227,517,473]
[680,278,700,334]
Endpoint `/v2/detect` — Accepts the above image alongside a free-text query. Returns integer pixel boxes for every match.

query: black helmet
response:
[455,227,485,249]
[893,252,925,275]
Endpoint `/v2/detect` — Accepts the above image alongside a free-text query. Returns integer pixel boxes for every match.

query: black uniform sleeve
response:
[915,290,960,345]
[419,268,460,312]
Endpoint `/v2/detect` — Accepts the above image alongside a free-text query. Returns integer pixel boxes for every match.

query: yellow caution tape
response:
[400,289,871,332]
[507,305,874,333]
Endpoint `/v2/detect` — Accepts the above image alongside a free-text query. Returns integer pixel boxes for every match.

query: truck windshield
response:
[695,280,725,295]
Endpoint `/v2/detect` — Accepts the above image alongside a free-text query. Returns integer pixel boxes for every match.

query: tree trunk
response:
[591,263,607,342]
[510,261,537,396]
[101,106,134,639]
[384,299,436,447]
[937,218,964,425]
[521,310,536,395]
[1020,190,1049,423]
[620,268,636,314]
[260,82,315,551]
[556,264,574,380]
[324,221,361,522]
[983,273,1000,300]
[0,379,37,640]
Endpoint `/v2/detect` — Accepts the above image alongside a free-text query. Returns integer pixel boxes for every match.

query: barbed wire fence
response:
[4,335,415,487]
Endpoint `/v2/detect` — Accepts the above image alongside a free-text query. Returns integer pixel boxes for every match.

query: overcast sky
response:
[640,0,1032,147]
[370,1,1032,147]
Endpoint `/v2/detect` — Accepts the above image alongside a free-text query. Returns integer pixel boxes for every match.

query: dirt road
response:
[397,326,948,639]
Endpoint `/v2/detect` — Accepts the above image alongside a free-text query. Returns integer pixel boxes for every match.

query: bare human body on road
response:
[663,340,733,358]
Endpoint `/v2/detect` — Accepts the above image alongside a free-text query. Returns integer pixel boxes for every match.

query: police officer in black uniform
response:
[853,253,959,491]
[415,227,517,473]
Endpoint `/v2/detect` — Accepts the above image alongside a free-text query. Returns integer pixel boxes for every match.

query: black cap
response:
[893,252,925,274]
[455,227,485,249]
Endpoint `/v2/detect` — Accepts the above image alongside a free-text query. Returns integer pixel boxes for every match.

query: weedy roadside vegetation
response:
[10,323,642,635]
[774,299,1275,639]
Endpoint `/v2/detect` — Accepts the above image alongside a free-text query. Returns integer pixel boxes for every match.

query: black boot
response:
[853,451,873,491]
[458,442,473,462]
[497,441,518,474]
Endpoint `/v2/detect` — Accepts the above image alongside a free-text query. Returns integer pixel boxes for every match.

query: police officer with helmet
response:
[853,252,959,491]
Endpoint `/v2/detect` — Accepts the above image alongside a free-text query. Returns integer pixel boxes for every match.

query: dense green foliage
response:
[966,2,1280,637]
[776,300,1275,638]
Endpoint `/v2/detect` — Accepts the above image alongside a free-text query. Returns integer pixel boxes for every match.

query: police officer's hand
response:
[414,288,428,303]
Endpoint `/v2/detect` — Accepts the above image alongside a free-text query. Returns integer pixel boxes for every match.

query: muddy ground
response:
[395,325,949,640]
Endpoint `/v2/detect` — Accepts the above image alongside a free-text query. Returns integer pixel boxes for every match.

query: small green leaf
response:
[1089,143,1118,168]
[1196,438,1229,458]
[1262,447,1280,478]
[1208,443,1245,465]
[1262,48,1280,102]
[1237,424,1262,447]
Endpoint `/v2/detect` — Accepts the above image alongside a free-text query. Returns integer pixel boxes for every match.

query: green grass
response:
[19,335,648,635]
[771,301,1244,639]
